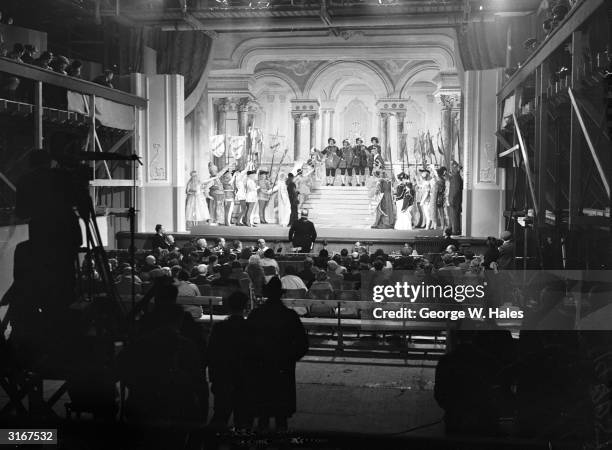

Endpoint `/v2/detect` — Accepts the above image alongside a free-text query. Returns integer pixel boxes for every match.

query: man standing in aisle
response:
[448,160,463,235]
[289,210,317,253]
[257,169,272,224]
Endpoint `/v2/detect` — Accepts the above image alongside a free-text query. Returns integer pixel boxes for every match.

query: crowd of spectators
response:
[1,32,117,105]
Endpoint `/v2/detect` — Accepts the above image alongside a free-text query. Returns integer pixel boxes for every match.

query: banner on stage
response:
[228,135,246,159]
[211,135,226,157]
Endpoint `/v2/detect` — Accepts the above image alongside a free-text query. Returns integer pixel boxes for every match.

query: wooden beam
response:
[513,113,539,216]
[34,81,43,149]
[568,88,611,198]
[497,0,604,101]
[0,59,147,108]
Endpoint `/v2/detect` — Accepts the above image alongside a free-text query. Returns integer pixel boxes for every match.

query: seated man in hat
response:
[288,209,317,253]
[257,169,272,224]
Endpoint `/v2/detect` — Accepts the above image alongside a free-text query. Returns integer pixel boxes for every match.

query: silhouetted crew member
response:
[208,291,253,430]
[247,277,309,431]
[288,210,317,253]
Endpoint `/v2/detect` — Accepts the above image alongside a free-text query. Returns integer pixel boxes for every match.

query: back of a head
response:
[177,270,190,281]
[220,264,232,279]
[155,224,162,233]
[284,265,297,276]
[304,257,313,268]
[319,249,329,259]
[224,291,248,313]
[155,284,179,307]
[340,248,349,257]
[445,228,452,237]
[263,276,283,300]
[372,259,384,271]
[263,248,275,259]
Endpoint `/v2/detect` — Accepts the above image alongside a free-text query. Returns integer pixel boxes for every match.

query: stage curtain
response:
[120,28,212,99]
[456,18,508,71]
[151,30,212,99]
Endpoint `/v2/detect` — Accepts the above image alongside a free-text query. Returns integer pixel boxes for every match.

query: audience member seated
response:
[230,239,243,256]
[195,238,210,255]
[93,69,114,88]
[152,224,172,251]
[175,270,203,320]
[326,260,344,290]
[246,255,265,297]
[497,230,515,270]
[207,254,220,278]
[7,43,24,62]
[246,277,309,432]
[208,291,253,431]
[21,45,36,64]
[191,264,210,286]
[308,270,334,299]
[67,59,82,78]
[261,248,280,282]
[212,237,227,256]
[483,236,500,270]
[211,265,241,290]
[339,248,352,268]
[297,257,318,288]
[281,265,308,292]
[51,55,69,75]
[343,260,362,289]
[115,266,142,295]
[439,228,459,252]
[314,248,329,269]
[34,51,53,70]
[256,238,269,256]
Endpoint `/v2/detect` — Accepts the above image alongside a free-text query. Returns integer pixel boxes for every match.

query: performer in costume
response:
[286,172,299,226]
[435,167,448,231]
[257,169,272,224]
[448,160,463,235]
[353,137,368,186]
[372,145,385,172]
[367,137,380,179]
[221,169,235,226]
[418,167,434,230]
[234,168,248,226]
[185,170,209,228]
[272,171,291,227]
[371,170,395,229]
[394,172,415,231]
[338,139,354,186]
[245,170,259,227]
[207,163,226,225]
[322,138,340,186]
[308,147,325,184]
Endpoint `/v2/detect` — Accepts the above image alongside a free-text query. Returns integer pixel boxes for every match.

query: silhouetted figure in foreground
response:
[247,277,309,431]
[208,291,252,430]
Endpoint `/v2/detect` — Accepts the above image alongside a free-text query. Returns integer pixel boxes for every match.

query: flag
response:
[228,135,246,160]
[210,134,225,158]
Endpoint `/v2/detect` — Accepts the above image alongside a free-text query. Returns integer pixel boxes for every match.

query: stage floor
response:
[190,223,444,242]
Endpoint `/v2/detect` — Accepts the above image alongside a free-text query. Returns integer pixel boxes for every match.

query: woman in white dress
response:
[394,172,415,230]
[245,170,259,227]
[419,168,434,230]
[272,171,291,227]
[185,171,209,228]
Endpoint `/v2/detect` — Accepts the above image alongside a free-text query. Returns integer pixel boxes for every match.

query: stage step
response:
[303,185,374,229]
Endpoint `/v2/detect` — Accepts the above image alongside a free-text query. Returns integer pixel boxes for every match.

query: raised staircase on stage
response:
[302,185,372,229]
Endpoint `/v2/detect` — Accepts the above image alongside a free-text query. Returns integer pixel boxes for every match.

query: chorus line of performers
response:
[185,160,317,229]
[317,136,384,186]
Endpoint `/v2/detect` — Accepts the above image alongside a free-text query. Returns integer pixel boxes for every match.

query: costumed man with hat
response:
[353,137,369,186]
[288,209,317,253]
[367,137,380,180]
[322,138,340,186]
[339,139,355,186]
[244,169,259,227]
[208,163,226,225]
[257,169,272,224]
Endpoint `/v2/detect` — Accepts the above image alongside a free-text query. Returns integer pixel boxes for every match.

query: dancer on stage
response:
[308,147,325,184]
[272,171,291,227]
[394,172,416,231]
[372,144,385,171]
[338,139,354,186]
[418,166,435,230]
[234,168,248,226]
[353,137,368,186]
[322,138,340,186]
[257,169,272,224]
[185,170,209,228]
[207,163,227,225]
[371,170,395,229]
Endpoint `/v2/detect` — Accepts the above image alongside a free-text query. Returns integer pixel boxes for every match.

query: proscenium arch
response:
[394,63,442,97]
[250,70,301,98]
[305,61,392,100]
